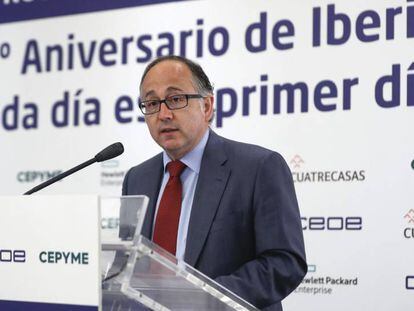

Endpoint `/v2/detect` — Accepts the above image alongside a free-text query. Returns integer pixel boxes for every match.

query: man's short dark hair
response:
[139,55,214,96]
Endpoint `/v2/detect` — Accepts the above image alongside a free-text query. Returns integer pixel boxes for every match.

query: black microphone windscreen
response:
[95,142,124,162]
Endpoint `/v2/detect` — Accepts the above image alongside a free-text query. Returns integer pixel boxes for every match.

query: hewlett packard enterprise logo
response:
[101,160,125,187]
[294,264,359,295]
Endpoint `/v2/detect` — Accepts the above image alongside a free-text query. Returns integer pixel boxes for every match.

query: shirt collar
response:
[162,130,210,174]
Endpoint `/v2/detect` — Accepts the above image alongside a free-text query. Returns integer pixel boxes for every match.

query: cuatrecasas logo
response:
[403,209,414,239]
[289,155,365,183]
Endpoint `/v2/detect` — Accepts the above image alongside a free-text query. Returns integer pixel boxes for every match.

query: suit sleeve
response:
[215,152,307,309]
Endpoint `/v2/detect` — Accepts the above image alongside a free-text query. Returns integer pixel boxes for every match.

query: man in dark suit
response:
[122,55,307,310]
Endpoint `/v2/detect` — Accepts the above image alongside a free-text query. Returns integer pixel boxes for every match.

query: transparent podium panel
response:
[100,195,150,310]
[127,236,259,311]
[100,195,148,276]
[100,196,258,311]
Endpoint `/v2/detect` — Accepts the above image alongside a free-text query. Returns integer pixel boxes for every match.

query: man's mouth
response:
[160,128,178,133]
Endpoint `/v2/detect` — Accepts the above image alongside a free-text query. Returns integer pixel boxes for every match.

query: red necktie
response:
[153,160,186,255]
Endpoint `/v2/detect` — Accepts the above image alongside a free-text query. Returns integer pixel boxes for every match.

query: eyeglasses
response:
[138,94,204,115]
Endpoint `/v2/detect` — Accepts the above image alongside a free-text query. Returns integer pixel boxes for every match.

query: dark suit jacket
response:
[122,130,307,310]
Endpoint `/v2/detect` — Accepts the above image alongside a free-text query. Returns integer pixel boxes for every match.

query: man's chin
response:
[160,140,181,154]
[159,135,179,147]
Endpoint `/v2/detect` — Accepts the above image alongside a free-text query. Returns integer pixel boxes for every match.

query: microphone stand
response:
[23,142,124,195]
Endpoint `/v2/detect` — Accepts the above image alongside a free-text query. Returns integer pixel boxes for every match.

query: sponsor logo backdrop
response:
[1,0,413,309]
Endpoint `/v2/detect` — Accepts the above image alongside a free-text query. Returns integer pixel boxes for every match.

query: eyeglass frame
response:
[138,93,205,115]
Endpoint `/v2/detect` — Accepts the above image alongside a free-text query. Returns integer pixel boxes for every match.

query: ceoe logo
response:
[0,249,26,263]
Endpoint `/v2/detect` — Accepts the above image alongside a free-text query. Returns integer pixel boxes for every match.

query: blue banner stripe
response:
[0,300,98,311]
[0,0,190,24]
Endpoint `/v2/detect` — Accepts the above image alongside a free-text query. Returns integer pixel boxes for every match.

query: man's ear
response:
[204,96,214,122]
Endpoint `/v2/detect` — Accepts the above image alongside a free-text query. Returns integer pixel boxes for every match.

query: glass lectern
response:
[100,196,258,311]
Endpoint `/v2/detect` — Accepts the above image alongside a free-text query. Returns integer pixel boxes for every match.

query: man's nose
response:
[158,102,173,120]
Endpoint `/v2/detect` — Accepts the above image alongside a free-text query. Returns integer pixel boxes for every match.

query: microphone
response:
[23,142,124,195]
[94,142,124,162]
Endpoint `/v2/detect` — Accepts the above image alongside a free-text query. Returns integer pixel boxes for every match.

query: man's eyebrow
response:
[142,86,185,99]
[141,90,156,99]
[166,86,184,93]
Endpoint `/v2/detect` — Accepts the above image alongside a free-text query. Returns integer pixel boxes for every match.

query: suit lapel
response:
[141,154,164,239]
[184,131,230,266]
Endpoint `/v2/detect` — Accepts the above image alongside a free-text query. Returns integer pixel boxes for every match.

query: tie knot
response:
[167,160,186,177]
